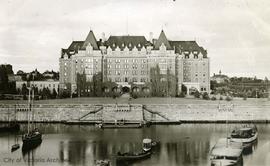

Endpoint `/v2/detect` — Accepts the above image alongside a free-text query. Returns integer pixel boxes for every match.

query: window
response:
[141,64,145,69]
[116,70,121,75]
[132,71,137,75]
[132,64,137,69]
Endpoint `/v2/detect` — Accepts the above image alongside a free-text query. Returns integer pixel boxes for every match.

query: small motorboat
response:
[142,138,159,152]
[95,160,110,166]
[230,125,258,148]
[210,138,243,166]
[11,144,20,152]
[116,151,151,162]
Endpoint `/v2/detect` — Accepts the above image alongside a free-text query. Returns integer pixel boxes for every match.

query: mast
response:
[28,87,31,134]
[31,72,35,130]
[14,104,16,122]
[31,84,34,130]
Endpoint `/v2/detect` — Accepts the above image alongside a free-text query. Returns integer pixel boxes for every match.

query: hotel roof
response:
[61,30,207,57]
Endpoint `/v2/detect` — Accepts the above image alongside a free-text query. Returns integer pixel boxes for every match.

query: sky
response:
[0,0,269,78]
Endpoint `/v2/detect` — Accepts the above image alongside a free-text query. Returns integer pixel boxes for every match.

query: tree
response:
[194,90,200,98]
[166,68,177,97]
[52,88,57,99]
[93,72,103,97]
[210,80,218,91]
[150,65,162,97]
[181,84,187,95]
[202,92,209,100]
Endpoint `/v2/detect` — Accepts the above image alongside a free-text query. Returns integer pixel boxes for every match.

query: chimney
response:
[149,32,153,43]
[102,32,106,42]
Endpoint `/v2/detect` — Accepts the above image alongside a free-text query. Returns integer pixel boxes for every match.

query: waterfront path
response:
[0,97,270,123]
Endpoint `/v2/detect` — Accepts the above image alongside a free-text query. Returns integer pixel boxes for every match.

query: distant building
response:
[16,80,59,94]
[211,70,229,84]
[43,70,54,78]
[8,74,22,82]
[59,30,210,95]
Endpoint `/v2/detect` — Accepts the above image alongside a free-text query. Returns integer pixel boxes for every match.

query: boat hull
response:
[116,151,151,161]
[99,124,142,129]
[22,133,42,152]
[231,133,257,148]
[211,157,243,166]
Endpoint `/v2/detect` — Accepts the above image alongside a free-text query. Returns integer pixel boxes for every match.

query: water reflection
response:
[0,123,269,166]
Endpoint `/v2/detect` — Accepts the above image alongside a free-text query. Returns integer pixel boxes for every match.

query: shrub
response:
[194,90,200,98]
[178,92,186,98]
[211,96,216,100]
[219,96,223,100]
[225,96,232,101]
[202,92,209,100]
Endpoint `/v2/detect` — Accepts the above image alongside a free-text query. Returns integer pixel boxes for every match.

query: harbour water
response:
[0,123,269,166]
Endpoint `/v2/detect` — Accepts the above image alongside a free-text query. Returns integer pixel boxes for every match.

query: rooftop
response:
[61,30,207,57]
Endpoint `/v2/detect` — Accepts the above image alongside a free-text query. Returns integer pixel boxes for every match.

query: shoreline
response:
[1,98,270,124]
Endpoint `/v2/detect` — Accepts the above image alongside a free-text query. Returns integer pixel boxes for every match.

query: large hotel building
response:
[59,30,210,95]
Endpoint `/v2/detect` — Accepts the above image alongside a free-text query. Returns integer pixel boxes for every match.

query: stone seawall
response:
[0,103,270,123]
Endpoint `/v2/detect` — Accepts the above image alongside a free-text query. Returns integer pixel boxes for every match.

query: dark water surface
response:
[0,123,269,166]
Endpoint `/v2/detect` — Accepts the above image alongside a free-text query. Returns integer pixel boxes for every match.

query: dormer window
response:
[138,43,141,47]
[112,43,115,47]
[122,43,125,47]
[129,43,132,47]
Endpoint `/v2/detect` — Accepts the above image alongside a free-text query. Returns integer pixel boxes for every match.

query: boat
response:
[116,151,151,162]
[95,160,110,166]
[11,134,20,152]
[11,144,20,152]
[210,138,243,166]
[142,138,159,152]
[96,120,143,129]
[230,125,258,148]
[22,80,42,151]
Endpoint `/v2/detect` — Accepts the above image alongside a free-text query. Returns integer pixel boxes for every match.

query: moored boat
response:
[116,151,151,162]
[210,138,243,166]
[97,123,142,129]
[95,160,110,166]
[22,78,42,151]
[230,125,258,148]
[11,143,20,152]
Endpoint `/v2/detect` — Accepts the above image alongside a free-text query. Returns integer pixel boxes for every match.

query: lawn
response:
[0,97,269,105]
